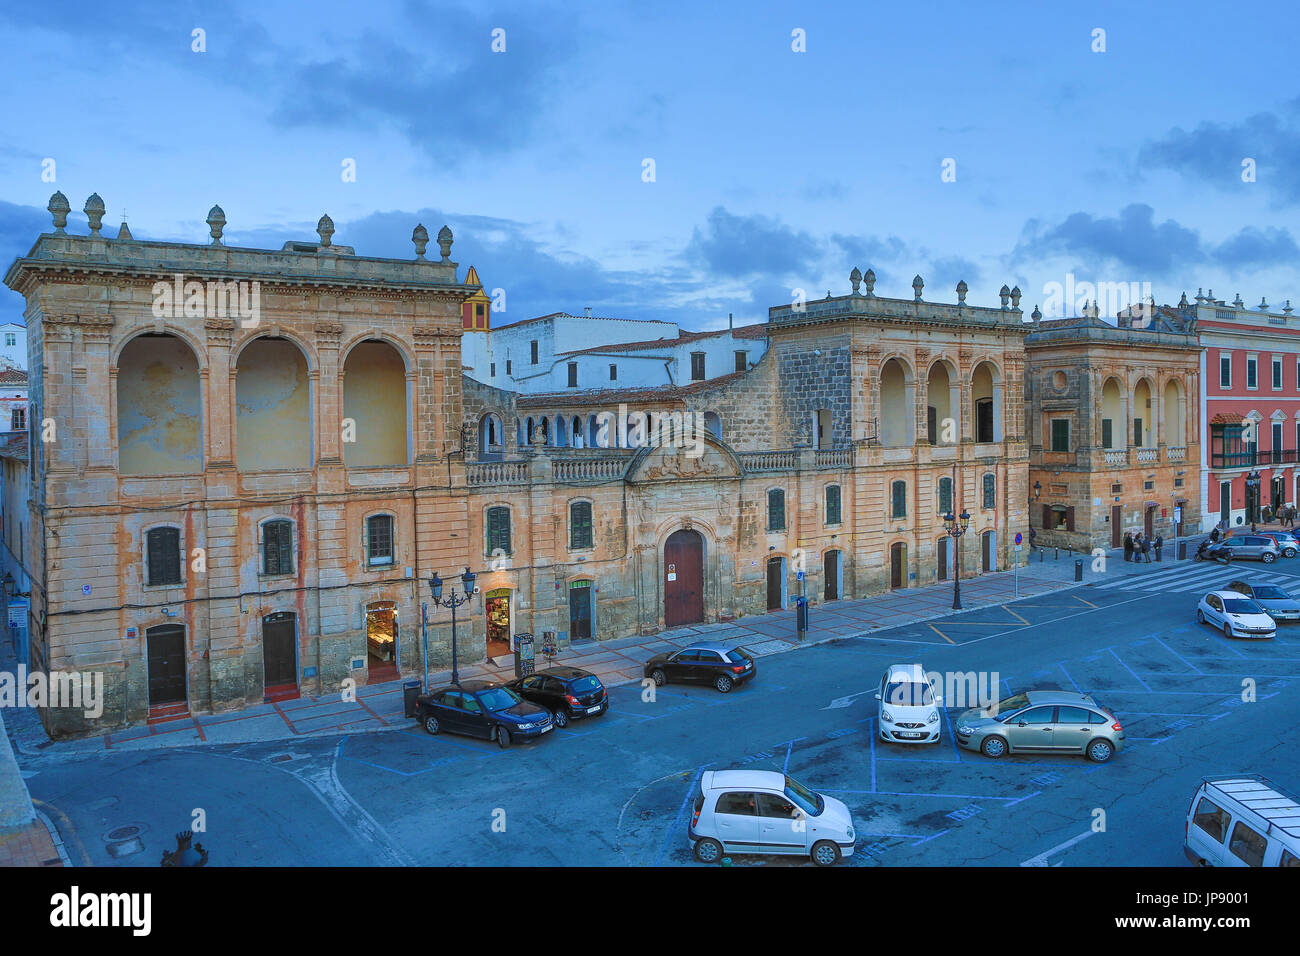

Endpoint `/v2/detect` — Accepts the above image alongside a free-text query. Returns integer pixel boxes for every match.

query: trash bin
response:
[1074,559,1083,582]
[403,679,422,719]
[1178,540,1187,560]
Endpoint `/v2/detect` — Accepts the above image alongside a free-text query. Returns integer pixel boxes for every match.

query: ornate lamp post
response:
[1246,471,1261,532]
[429,567,476,686]
[943,508,972,610]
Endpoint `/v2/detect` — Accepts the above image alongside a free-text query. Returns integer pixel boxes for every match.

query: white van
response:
[1184,774,1300,867]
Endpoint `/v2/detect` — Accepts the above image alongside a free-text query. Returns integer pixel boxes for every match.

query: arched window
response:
[344,340,408,466]
[982,473,996,510]
[570,501,593,549]
[145,526,182,586]
[880,358,914,446]
[237,337,312,470]
[118,334,202,475]
[767,489,786,531]
[487,506,512,555]
[262,519,295,575]
[704,411,722,439]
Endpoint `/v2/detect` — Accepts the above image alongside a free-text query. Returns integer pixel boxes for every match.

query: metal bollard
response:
[1074,559,1083,582]
[1055,547,1059,559]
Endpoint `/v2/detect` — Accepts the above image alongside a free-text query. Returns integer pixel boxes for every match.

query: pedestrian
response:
[1210,526,1220,544]
[1123,532,1133,562]
[1028,527,1037,551]
[1154,533,1163,561]
[1140,534,1151,563]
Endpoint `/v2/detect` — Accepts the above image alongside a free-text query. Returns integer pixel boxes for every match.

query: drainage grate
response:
[106,825,141,841]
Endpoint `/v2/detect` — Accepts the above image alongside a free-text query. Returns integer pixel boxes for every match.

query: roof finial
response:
[47,191,70,234]
[956,279,968,305]
[84,193,105,236]
[437,225,454,262]
[412,224,429,259]
[863,268,876,296]
[206,204,226,244]
[317,214,334,248]
[912,274,924,301]
[850,266,862,295]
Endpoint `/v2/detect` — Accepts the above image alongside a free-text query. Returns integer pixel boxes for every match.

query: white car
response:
[876,662,943,743]
[1196,590,1276,639]
[688,769,856,866]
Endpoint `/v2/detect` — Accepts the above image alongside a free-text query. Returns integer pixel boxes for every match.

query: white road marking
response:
[1020,828,1095,866]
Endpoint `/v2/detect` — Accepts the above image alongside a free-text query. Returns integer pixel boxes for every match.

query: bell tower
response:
[462,266,491,331]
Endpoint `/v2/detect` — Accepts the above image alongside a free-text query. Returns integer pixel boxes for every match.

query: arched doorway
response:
[889,542,906,589]
[485,588,512,658]
[823,550,841,600]
[936,536,951,581]
[262,611,299,701]
[146,623,188,709]
[365,601,399,682]
[664,529,704,627]
[766,556,786,611]
[981,530,996,572]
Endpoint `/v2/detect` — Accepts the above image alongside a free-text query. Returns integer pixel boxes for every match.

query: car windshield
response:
[783,775,824,816]
[1251,586,1290,600]
[569,676,602,693]
[477,688,521,710]
[990,692,1029,719]
[1222,599,1264,615]
[885,680,934,706]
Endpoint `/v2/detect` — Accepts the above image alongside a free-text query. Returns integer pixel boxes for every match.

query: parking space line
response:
[1003,605,1031,626]
[927,623,956,645]
[1107,648,1152,692]
[940,708,963,761]
[1058,662,1082,693]
[654,765,709,866]
[1153,636,1203,674]
[1073,595,1098,608]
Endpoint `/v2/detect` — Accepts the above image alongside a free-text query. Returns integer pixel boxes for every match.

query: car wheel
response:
[1087,739,1114,763]
[981,735,1008,758]
[810,840,842,867]
[693,838,723,864]
[422,714,440,735]
[1263,552,1276,563]
[496,725,511,749]
[651,668,667,687]
[1224,622,1234,639]
[1286,548,1298,558]
[1196,609,1205,624]
[551,709,569,729]
[714,674,734,693]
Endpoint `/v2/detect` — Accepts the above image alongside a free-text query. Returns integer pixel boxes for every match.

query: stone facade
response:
[1025,310,1202,550]
[4,197,1032,737]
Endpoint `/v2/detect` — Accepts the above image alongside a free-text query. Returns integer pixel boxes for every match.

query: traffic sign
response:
[1015,532,1023,545]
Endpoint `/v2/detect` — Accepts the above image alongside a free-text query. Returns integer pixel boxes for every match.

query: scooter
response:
[1194,540,1231,564]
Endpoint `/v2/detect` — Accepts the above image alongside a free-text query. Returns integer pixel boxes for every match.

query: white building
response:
[0,322,25,370]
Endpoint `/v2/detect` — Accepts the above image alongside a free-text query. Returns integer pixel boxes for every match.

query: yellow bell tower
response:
[462,265,491,331]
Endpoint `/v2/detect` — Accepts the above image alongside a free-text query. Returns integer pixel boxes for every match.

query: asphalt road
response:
[26,558,1300,867]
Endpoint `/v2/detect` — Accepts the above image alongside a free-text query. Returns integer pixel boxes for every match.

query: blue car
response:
[415,680,554,748]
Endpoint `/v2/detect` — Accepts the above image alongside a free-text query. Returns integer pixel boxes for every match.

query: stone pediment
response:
[628,437,740,483]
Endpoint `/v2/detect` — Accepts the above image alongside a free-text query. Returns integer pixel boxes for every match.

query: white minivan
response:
[876,663,942,744]
[1184,774,1300,867]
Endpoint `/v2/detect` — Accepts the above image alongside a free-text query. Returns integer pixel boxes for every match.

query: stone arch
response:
[1101,376,1125,449]
[971,360,1002,443]
[344,339,410,466]
[116,332,204,475]
[1162,377,1185,447]
[926,358,959,444]
[236,336,313,470]
[1133,376,1156,447]
[879,356,915,447]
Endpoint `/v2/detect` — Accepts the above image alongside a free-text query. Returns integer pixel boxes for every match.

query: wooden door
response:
[146,625,187,706]
[981,531,994,572]
[664,530,704,627]
[262,612,297,687]
[568,582,592,641]
[889,543,905,589]
[936,537,949,581]
[1111,506,1122,548]
[766,557,784,611]
[823,550,840,600]
[1145,506,1155,539]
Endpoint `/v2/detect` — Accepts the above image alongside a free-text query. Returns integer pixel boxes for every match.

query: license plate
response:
[900,732,924,739]
[587,706,601,714]
[539,724,553,733]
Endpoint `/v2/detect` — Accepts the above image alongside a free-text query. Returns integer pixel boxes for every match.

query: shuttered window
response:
[825,485,841,525]
[767,489,786,531]
[937,477,953,516]
[570,501,593,549]
[366,514,394,566]
[982,473,995,510]
[263,519,294,575]
[487,506,512,555]
[891,480,907,519]
[146,527,181,586]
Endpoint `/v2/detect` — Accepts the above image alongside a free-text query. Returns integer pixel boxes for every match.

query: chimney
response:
[729,312,734,330]
[584,306,592,318]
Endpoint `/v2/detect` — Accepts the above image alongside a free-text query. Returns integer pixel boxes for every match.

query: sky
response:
[1,0,1299,331]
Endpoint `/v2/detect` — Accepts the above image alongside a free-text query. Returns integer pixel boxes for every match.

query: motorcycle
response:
[1194,540,1230,564]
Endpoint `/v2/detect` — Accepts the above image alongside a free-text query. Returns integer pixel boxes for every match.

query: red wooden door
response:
[664,530,704,627]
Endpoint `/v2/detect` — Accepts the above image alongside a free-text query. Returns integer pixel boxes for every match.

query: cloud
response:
[1138,99,1300,204]
[0,200,56,324]
[1211,226,1299,269]
[1012,203,1204,277]
[684,206,824,279]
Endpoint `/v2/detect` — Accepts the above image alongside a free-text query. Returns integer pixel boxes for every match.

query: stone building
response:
[5,194,1030,738]
[1025,305,1201,550]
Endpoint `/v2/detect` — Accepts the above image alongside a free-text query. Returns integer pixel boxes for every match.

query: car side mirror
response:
[873,692,881,700]
[1017,720,1028,727]
[792,809,805,820]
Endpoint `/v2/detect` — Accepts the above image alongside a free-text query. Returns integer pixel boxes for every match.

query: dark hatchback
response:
[643,641,756,693]
[505,667,609,727]
[414,680,553,748]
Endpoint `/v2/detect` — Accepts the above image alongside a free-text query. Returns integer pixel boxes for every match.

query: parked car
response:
[689,769,856,866]
[1185,774,1300,867]
[505,666,608,727]
[1196,590,1277,639]
[954,690,1124,762]
[644,640,756,693]
[1259,531,1300,557]
[415,680,553,748]
[876,663,942,744]
[1207,535,1280,563]
[1225,580,1300,622]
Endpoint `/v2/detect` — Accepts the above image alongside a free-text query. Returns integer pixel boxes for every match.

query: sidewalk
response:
[5,563,1081,760]
[0,707,65,866]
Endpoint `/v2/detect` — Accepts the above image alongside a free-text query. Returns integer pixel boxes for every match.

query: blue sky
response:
[2,0,1298,330]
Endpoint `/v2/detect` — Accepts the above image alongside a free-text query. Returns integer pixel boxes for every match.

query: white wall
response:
[0,325,25,370]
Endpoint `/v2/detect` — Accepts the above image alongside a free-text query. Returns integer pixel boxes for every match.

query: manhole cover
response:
[106,825,141,841]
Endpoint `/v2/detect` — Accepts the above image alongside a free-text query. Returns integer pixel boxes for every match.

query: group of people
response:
[1262,505,1297,527]
[1123,531,1163,562]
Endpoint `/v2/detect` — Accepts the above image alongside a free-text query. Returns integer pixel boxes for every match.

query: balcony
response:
[1135,447,1159,463]
[1103,449,1127,467]
[1166,445,1186,462]
[1209,448,1299,469]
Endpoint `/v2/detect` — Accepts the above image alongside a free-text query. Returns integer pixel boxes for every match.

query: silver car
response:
[1226,581,1300,622]
[954,690,1124,763]
[1209,535,1281,563]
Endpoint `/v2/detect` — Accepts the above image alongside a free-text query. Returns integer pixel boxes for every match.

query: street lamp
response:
[943,508,971,610]
[428,567,476,686]
[1246,471,1261,532]
[1032,480,1041,502]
